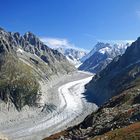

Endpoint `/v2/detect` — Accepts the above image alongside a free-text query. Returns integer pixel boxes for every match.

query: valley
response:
[1,1,140,140]
[0,71,97,140]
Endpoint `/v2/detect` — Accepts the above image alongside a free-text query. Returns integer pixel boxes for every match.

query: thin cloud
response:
[40,37,89,52]
[83,34,134,45]
[97,39,134,44]
[84,33,97,39]
[136,10,140,18]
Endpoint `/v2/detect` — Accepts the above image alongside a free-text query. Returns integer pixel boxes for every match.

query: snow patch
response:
[17,48,23,54]
[99,47,111,54]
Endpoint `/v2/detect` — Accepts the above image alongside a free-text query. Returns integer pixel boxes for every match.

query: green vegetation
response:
[0,54,39,110]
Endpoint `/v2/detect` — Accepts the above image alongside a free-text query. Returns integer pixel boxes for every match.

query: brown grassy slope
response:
[43,131,68,140]
[91,122,140,140]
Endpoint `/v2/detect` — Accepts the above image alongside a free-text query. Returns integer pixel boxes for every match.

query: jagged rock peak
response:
[24,31,36,38]
[13,32,20,37]
[23,31,45,47]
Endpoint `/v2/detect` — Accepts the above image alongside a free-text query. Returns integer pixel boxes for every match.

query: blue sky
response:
[0,0,140,51]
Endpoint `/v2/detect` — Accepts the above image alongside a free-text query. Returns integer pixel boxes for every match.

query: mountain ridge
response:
[79,42,129,73]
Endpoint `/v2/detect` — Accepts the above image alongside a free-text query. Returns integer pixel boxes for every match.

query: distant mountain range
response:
[79,42,130,73]
[51,42,129,71]
[53,47,87,67]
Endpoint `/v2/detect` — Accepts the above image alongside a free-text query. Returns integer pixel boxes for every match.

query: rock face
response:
[55,47,87,66]
[0,54,40,110]
[0,28,75,77]
[0,27,75,110]
[79,42,129,73]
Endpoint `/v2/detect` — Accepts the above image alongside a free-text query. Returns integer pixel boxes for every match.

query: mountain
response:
[55,47,87,67]
[0,29,75,78]
[79,42,129,73]
[80,42,110,62]
[0,27,75,110]
[45,37,140,140]
[85,38,140,105]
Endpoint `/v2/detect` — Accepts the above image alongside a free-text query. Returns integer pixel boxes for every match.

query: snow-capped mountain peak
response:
[79,42,131,73]
[81,42,111,62]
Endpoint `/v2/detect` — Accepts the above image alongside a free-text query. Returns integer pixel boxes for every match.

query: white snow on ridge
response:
[17,48,23,54]
[55,47,87,66]
[81,42,130,62]
[66,55,83,68]
[99,47,112,54]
